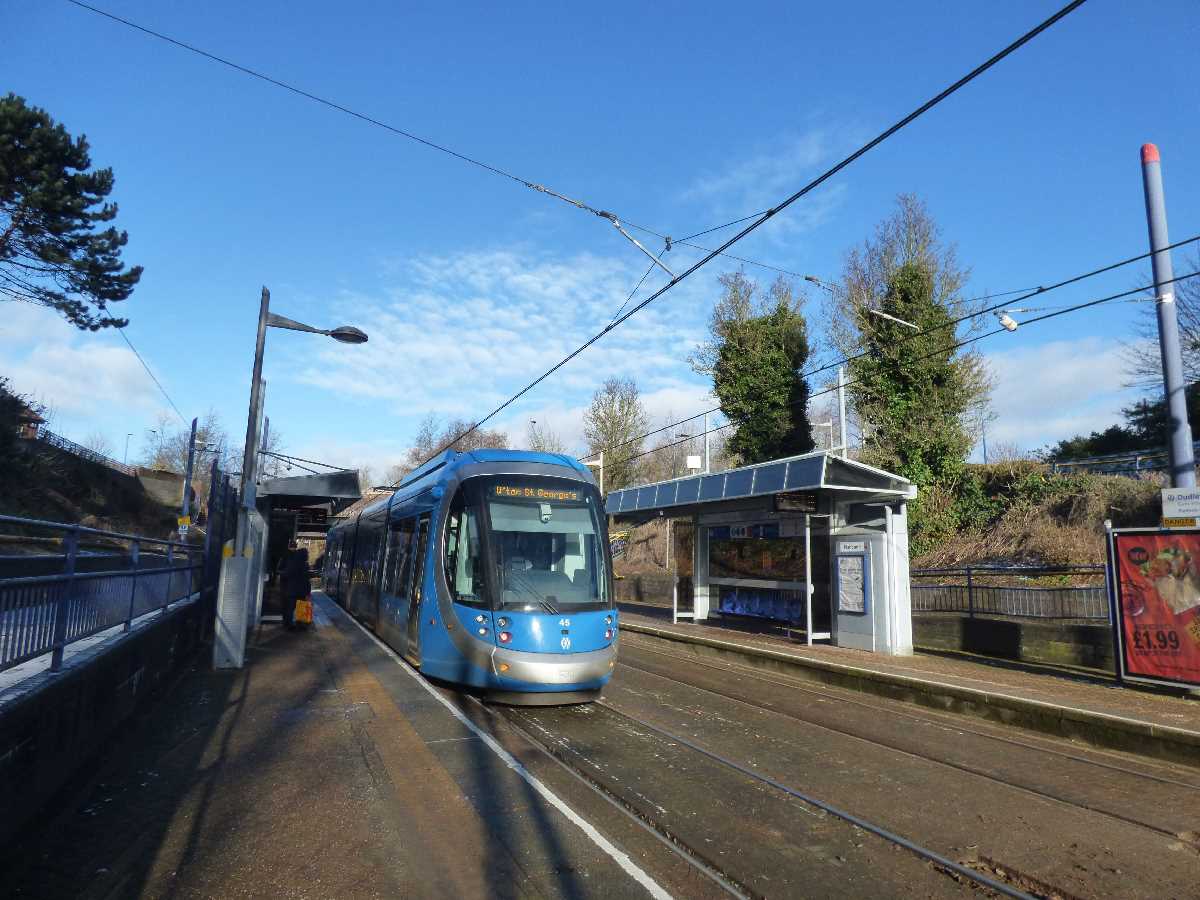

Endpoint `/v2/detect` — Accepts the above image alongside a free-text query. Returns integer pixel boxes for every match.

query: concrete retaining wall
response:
[0,597,207,846]
[913,613,1114,672]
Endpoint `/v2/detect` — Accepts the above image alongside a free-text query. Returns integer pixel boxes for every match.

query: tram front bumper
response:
[490,642,618,685]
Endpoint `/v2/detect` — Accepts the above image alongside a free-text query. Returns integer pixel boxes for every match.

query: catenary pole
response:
[180,416,197,528]
[1140,144,1195,487]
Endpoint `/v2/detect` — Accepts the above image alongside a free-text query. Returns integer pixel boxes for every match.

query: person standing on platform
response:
[279,540,310,630]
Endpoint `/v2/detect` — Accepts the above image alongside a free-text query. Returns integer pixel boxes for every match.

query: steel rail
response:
[478,699,752,900]
[619,635,1200,789]
[593,700,1038,899]
[613,646,1197,844]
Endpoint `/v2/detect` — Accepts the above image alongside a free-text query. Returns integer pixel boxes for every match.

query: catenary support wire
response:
[410,0,1090,471]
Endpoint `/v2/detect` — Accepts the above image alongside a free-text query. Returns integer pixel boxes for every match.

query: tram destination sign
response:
[774,491,819,513]
[493,485,581,502]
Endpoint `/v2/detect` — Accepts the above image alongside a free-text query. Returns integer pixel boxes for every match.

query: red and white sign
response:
[1110,530,1200,688]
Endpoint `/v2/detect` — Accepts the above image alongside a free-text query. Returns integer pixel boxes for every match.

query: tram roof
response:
[333,449,597,525]
[604,451,913,520]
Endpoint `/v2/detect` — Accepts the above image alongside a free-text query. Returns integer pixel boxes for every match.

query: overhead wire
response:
[622,269,1200,463]
[111,322,189,425]
[583,231,1200,461]
[410,0,1089,472]
[65,0,646,232]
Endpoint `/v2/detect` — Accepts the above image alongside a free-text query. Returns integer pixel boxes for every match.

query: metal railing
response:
[35,429,138,477]
[911,565,1109,621]
[1048,440,1200,477]
[0,515,201,673]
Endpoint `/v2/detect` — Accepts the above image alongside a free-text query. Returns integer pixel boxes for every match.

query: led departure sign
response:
[493,485,581,502]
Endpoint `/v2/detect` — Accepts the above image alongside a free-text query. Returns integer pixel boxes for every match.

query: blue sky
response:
[3,0,1198,473]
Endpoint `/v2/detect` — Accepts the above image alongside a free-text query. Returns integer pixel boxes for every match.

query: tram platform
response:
[0,595,708,900]
[618,602,1200,768]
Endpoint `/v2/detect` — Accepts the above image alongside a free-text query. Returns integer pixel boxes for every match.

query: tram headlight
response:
[477,627,487,636]
[497,617,509,628]
[604,615,612,625]
[498,631,512,644]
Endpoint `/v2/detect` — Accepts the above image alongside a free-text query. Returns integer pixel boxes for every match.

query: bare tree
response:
[526,419,569,454]
[81,429,114,458]
[390,413,510,481]
[1124,250,1200,388]
[640,412,702,483]
[583,377,649,491]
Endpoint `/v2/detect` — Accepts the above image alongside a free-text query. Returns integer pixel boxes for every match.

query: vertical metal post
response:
[703,411,711,473]
[125,539,140,632]
[238,287,271,553]
[837,366,848,459]
[181,416,197,526]
[966,566,975,618]
[50,527,79,672]
[804,514,813,646]
[1141,143,1196,487]
[163,543,174,612]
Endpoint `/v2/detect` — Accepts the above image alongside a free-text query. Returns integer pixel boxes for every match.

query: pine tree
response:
[0,93,142,330]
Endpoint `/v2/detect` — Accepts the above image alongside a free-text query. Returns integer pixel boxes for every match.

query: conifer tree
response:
[0,93,142,330]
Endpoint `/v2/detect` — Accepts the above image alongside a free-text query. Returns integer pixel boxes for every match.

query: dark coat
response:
[280,548,310,599]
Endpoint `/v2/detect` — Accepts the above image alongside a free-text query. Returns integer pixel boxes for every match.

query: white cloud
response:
[0,303,169,440]
[981,336,1141,454]
[287,245,716,438]
[680,129,849,244]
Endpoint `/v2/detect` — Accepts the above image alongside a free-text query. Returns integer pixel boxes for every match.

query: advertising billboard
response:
[1108,529,1200,688]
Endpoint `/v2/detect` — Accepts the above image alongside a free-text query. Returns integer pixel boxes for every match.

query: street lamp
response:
[238,287,368,538]
[867,308,919,330]
[124,432,133,465]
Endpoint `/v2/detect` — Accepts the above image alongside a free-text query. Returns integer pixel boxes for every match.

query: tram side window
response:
[444,491,486,608]
[383,519,415,596]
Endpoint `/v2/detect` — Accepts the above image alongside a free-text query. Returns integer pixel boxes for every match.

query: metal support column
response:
[50,527,79,672]
[1141,143,1196,487]
[804,514,813,646]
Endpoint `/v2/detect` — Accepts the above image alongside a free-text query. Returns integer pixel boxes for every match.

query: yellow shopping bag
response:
[294,597,313,625]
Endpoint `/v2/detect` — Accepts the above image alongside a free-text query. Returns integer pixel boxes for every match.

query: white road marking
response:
[328,597,674,900]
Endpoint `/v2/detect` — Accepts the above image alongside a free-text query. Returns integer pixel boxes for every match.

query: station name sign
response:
[774,491,818,513]
[493,485,581,502]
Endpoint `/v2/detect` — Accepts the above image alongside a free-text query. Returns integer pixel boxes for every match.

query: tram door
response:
[404,515,430,666]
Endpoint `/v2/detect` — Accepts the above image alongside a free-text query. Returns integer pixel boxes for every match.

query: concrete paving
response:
[0,596,705,899]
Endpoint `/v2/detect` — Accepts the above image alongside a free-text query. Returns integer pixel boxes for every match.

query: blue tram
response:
[323,449,617,703]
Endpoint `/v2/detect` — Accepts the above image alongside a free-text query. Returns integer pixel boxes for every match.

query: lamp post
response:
[237,287,368,547]
[123,432,133,465]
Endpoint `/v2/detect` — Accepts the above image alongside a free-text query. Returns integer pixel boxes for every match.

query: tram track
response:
[615,637,1200,846]
[620,634,1200,788]
[488,699,1045,899]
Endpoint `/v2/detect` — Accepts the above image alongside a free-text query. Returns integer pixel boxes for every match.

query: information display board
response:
[835,548,867,614]
[1108,528,1200,688]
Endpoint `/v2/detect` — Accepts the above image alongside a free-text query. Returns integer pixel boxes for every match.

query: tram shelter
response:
[606,451,916,655]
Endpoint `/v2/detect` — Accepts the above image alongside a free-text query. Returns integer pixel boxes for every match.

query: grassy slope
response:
[0,444,177,538]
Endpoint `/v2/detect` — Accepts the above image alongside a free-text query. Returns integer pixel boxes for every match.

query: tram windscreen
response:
[445,478,611,613]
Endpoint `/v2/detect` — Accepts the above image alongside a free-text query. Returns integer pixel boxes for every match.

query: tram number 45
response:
[1130,629,1180,651]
